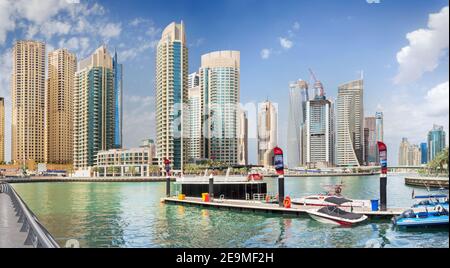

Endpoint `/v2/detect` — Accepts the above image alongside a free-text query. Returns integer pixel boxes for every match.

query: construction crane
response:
[308,68,324,97]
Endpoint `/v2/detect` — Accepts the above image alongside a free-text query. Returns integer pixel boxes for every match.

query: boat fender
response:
[284,196,291,208]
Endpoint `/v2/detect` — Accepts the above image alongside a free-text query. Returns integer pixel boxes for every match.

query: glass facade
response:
[173,42,183,169]
[427,125,446,162]
[113,51,123,149]
[287,80,309,168]
[420,142,428,164]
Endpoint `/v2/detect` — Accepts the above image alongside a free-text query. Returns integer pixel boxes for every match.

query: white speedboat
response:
[292,195,371,208]
[307,206,368,226]
[306,197,368,226]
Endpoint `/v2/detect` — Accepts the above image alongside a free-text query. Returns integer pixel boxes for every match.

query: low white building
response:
[95,140,158,177]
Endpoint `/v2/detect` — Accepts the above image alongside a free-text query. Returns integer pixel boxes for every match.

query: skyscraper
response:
[420,142,428,164]
[238,107,248,166]
[305,90,333,168]
[113,50,123,149]
[156,22,188,170]
[428,125,446,161]
[287,80,309,168]
[364,116,377,165]
[398,138,410,166]
[199,50,240,165]
[408,144,421,166]
[187,84,201,162]
[74,45,115,169]
[11,40,46,165]
[0,97,4,163]
[188,72,200,89]
[258,101,277,167]
[336,79,364,167]
[375,111,384,142]
[46,48,77,164]
[427,124,446,162]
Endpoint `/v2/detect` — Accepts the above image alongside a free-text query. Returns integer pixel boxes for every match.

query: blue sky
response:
[0,0,448,165]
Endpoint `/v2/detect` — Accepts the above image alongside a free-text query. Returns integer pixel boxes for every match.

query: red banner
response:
[377,142,387,175]
[273,147,284,175]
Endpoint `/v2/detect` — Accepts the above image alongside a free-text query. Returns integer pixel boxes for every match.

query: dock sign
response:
[377,142,387,175]
[273,147,284,175]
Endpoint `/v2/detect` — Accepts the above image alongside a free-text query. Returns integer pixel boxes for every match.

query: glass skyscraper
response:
[287,80,309,168]
[199,51,241,165]
[427,124,446,162]
[420,142,428,164]
[336,79,364,167]
[74,46,115,169]
[113,50,123,149]
[156,22,188,170]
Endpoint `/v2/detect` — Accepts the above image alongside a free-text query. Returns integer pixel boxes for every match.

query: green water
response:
[12,175,449,248]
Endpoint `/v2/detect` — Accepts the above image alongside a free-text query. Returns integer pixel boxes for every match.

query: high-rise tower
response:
[287,80,309,168]
[156,22,188,170]
[336,79,364,167]
[73,45,115,169]
[199,51,241,165]
[11,40,46,165]
[113,50,123,149]
[46,48,77,164]
[258,101,278,167]
[0,97,4,163]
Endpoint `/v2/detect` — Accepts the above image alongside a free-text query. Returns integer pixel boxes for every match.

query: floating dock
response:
[162,196,422,219]
[405,177,449,189]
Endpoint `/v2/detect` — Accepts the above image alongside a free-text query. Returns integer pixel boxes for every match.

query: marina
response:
[8,174,449,248]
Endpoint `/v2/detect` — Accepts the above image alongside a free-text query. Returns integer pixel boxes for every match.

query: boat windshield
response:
[324,196,352,205]
[318,206,363,220]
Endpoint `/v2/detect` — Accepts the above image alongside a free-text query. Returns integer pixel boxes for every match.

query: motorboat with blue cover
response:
[412,194,448,209]
[392,205,449,228]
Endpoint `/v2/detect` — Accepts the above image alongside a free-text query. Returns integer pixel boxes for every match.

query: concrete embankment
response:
[405,176,449,189]
[1,176,176,184]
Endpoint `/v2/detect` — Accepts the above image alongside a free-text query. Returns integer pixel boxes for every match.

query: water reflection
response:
[11,176,448,248]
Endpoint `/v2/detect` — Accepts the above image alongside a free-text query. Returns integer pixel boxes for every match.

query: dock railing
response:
[0,182,60,248]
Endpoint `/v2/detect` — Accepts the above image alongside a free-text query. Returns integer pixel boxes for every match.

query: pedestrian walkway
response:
[0,192,33,248]
[0,183,59,248]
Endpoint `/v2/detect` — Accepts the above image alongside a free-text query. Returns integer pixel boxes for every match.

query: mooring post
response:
[209,174,214,200]
[278,174,285,207]
[377,141,388,211]
[380,174,387,211]
[166,173,171,197]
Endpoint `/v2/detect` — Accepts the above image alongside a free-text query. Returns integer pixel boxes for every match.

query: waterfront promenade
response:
[0,186,33,247]
[0,183,59,248]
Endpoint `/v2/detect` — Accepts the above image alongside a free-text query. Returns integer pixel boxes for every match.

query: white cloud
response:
[424,81,449,117]
[379,81,449,164]
[14,0,71,24]
[100,23,122,40]
[293,21,300,31]
[130,17,148,27]
[0,0,16,44]
[279,37,293,49]
[394,6,449,84]
[119,39,158,62]
[260,48,271,59]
